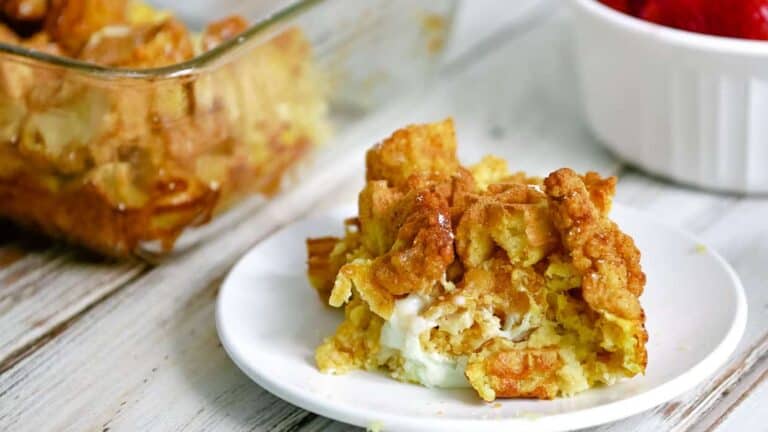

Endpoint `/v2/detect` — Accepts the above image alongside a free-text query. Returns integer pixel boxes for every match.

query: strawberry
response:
[628,0,650,15]
[639,0,711,34]
[600,0,647,14]
[731,0,768,40]
[600,0,632,13]
[638,0,662,21]
[601,0,768,41]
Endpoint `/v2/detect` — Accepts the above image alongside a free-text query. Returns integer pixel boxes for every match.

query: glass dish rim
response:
[0,0,322,80]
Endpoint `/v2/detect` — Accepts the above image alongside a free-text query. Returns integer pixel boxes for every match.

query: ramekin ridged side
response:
[571,0,768,194]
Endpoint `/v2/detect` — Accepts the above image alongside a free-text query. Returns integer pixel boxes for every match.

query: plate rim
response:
[216,203,748,432]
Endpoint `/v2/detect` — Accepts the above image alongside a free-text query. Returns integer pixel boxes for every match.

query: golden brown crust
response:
[79,17,194,68]
[2,0,47,22]
[0,171,218,256]
[307,236,344,301]
[1,0,242,66]
[544,168,646,319]
[201,15,248,51]
[366,118,459,187]
[455,186,558,268]
[310,121,648,401]
[371,189,454,296]
[315,296,384,374]
[543,168,648,373]
[330,185,456,318]
[466,339,562,401]
[45,0,128,54]
[357,180,404,256]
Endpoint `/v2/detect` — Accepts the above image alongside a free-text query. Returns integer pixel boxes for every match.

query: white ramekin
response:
[571,0,768,194]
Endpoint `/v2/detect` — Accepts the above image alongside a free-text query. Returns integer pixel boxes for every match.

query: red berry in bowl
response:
[639,0,711,34]
[599,0,768,40]
[600,0,632,12]
[600,0,647,14]
[731,0,768,40]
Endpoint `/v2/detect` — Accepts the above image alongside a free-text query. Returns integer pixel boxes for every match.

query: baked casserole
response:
[307,119,647,401]
[0,0,328,256]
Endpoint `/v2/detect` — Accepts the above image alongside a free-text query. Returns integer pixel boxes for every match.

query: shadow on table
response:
[0,217,130,269]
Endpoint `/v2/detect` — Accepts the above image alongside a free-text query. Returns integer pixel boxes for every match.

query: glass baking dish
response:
[0,0,457,257]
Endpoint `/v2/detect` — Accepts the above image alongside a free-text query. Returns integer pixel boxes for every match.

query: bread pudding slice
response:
[307,119,647,401]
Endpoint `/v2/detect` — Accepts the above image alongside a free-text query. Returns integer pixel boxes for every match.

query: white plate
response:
[216,204,747,432]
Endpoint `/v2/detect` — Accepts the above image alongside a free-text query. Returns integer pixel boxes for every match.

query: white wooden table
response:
[1,4,766,431]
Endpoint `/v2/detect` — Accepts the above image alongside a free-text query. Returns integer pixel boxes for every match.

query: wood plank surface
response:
[0,225,146,372]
